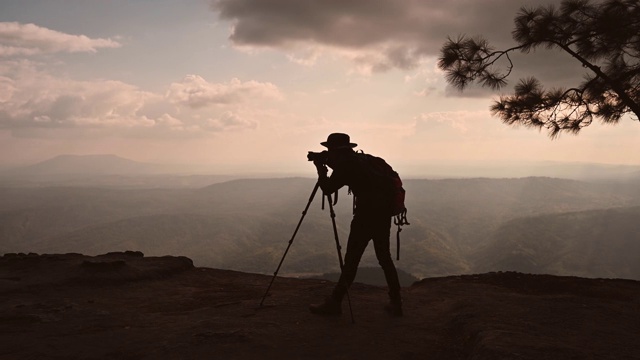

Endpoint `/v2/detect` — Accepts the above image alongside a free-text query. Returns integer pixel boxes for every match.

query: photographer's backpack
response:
[356,151,410,260]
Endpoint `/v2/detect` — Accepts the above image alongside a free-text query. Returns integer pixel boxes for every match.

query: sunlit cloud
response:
[166,75,283,108]
[412,110,499,141]
[0,62,274,137]
[0,22,121,56]
[0,61,157,129]
[204,111,258,131]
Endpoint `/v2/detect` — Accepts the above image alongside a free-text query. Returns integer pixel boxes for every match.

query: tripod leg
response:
[260,182,321,307]
[326,193,355,324]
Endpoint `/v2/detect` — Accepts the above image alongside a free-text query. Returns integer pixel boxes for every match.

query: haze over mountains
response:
[0,154,236,188]
[3,154,640,186]
[7,154,168,176]
[2,154,640,282]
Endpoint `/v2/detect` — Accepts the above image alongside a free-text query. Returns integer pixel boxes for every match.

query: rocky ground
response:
[1,252,639,359]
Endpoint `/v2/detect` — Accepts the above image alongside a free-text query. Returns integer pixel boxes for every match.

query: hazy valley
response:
[2,155,640,282]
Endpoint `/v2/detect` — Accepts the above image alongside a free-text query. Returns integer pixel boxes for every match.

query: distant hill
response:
[3,155,640,187]
[4,177,640,281]
[0,177,629,279]
[404,176,640,251]
[474,206,640,280]
[0,154,236,188]
[403,161,640,180]
[5,154,166,176]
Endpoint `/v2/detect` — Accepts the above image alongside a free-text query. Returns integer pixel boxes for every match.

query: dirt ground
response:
[1,252,639,359]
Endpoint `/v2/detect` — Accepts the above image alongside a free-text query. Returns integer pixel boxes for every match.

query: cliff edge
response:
[1,252,639,359]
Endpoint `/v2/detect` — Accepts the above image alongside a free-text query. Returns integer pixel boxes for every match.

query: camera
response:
[307,150,328,164]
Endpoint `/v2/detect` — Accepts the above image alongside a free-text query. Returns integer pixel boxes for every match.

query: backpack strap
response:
[322,189,339,210]
[347,186,357,215]
[350,151,364,215]
[393,209,410,260]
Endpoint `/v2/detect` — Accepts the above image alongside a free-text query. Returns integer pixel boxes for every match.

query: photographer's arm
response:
[315,161,345,195]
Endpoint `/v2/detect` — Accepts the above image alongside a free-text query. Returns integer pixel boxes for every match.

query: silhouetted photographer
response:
[309,133,406,317]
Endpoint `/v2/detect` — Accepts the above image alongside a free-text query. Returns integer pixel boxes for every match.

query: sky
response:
[1,0,639,176]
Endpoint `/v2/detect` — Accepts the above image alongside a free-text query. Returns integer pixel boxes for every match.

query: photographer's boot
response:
[385,291,403,317]
[384,300,403,317]
[309,296,342,316]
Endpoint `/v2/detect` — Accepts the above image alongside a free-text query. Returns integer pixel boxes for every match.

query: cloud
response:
[0,62,268,137]
[0,22,121,56]
[0,75,14,102]
[204,111,258,131]
[166,75,283,108]
[416,112,471,132]
[211,0,582,85]
[412,110,498,141]
[211,1,539,63]
[0,22,268,137]
[0,62,158,130]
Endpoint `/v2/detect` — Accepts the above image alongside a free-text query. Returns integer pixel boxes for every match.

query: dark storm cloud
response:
[212,0,405,47]
[211,0,584,88]
[212,0,561,66]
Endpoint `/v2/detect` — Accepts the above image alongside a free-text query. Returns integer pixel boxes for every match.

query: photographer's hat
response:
[321,133,357,149]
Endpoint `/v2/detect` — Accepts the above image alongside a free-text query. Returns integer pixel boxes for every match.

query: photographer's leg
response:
[372,216,402,316]
[310,216,369,316]
[331,219,369,302]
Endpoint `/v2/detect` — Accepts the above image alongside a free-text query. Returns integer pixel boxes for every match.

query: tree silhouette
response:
[438,0,640,137]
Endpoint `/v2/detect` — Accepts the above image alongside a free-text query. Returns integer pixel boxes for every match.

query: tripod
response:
[259,181,355,323]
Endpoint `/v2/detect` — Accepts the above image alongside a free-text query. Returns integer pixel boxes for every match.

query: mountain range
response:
[2,163,640,281]
[2,154,640,187]
[0,154,236,188]
[474,206,640,279]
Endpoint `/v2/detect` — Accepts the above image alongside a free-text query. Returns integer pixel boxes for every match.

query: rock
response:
[0,253,638,359]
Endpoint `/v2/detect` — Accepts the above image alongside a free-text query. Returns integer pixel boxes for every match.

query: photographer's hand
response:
[314,161,328,178]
